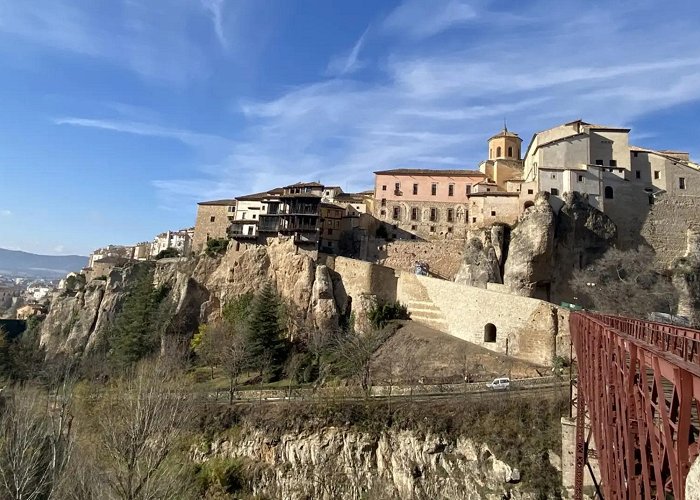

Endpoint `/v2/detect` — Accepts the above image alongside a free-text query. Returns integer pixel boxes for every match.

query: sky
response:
[1,0,700,255]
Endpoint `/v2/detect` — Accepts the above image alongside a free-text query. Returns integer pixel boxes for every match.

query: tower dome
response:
[488,124,522,160]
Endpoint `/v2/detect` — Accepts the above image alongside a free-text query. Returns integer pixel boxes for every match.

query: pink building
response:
[373,169,488,238]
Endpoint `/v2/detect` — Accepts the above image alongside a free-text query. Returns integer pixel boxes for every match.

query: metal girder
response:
[571,312,700,500]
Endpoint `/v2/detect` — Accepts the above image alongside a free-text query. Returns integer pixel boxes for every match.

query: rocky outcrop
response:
[671,227,700,326]
[40,238,344,357]
[550,192,617,302]
[193,427,534,500]
[503,193,556,297]
[454,234,502,288]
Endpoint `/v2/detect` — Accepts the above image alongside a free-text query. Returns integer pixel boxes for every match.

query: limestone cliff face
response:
[40,239,343,357]
[193,426,535,500]
[503,193,556,297]
[671,227,700,326]
[40,262,153,356]
[454,233,502,288]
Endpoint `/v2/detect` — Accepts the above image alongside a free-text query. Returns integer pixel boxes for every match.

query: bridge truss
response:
[571,312,700,499]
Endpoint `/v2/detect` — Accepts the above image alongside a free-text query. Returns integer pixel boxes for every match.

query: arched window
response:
[507,146,513,157]
[484,323,497,343]
[524,201,534,210]
[605,186,614,199]
[489,148,493,159]
[496,146,502,157]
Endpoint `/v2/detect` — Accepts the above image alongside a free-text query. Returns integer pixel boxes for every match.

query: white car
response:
[486,377,510,390]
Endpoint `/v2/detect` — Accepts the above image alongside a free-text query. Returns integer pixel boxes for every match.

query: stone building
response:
[229,188,283,240]
[85,256,129,281]
[318,203,345,253]
[192,199,236,253]
[150,228,194,257]
[523,119,700,260]
[480,127,525,190]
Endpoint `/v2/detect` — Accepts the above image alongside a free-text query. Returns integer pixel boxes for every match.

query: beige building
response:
[192,199,236,253]
[318,202,345,253]
[480,127,525,190]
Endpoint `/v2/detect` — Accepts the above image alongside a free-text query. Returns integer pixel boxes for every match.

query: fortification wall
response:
[331,257,398,303]
[397,272,567,366]
[640,194,700,267]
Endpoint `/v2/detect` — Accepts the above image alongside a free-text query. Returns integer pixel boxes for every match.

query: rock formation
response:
[192,427,536,500]
[671,227,700,326]
[454,234,502,288]
[503,193,556,297]
[40,238,343,358]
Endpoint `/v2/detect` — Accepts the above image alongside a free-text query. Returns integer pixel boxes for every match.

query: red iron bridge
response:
[571,312,700,499]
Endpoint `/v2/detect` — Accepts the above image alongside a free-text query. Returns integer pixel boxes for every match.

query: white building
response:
[150,228,195,257]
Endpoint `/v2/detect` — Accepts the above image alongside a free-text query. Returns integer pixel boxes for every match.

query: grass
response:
[187,366,310,393]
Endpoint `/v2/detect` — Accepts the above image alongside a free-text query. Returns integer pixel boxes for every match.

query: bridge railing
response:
[583,312,700,366]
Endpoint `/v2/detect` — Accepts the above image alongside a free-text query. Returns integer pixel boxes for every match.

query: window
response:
[431,183,437,196]
[472,217,477,223]
[577,174,584,182]
[411,207,418,220]
[381,198,386,207]
[618,169,623,174]
[654,171,660,180]
[210,216,216,222]
[447,226,453,233]
[252,214,256,219]
[382,185,387,191]
[430,208,437,222]
[491,210,496,216]
[413,183,418,195]
[394,182,401,195]
[466,184,472,195]
[527,189,534,195]
[508,146,513,157]
[392,207,400,220]
[380,209,386,216]
[610,159,617,167]
[635,170,641,179]
[411,225,417,230]
[489,148,493,159]
[430,226,436,232]
[551,173,556,179]
[327,228,333,235]
[633,151,639,157]
[448,184,454,196]
[604,186,614,199]
[551,188,559,196]
[680,177,686,190]
[447,209,454,222]
[595,159,603,166]
[496,146,502,157]
[484,323,497,343]
[334,220,339,228]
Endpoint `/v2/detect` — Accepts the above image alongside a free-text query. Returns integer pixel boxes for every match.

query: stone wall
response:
[397,272,567,366]
[370,239,465,280]
[640,194,700,267]
[192,204,232,254]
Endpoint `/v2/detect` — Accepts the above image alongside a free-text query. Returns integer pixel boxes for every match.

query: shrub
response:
[155,248,180,260]
[205,238,229,257]
[368,300,410,329]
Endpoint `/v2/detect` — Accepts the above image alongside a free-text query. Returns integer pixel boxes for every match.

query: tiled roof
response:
[236,188,284,201]
[198,199,237,206]
[374,169,486,177]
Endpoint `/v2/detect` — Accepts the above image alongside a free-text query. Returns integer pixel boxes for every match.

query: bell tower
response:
[488,122,522,160]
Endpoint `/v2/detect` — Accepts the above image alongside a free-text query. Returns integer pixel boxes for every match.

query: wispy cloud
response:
[54,117,231,150]
[200,0,228,49]
[382,0,478,39]
[326,27,370,76]
[0,0,217,85]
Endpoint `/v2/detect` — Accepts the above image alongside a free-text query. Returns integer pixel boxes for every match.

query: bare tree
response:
[0,383,74,500]
[216,323,252,405]
[331,329,388,396]
[96,361,193,500]
[571,246,677,318]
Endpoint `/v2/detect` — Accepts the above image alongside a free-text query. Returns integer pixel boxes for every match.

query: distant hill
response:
[0,248,87,278]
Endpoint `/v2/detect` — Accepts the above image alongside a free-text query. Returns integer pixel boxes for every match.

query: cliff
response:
[40,238,341,358]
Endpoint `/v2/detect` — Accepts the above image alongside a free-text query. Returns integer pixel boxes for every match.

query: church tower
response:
[488,123,522,160]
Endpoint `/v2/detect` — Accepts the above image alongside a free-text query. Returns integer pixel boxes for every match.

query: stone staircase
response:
[400,273,449,333]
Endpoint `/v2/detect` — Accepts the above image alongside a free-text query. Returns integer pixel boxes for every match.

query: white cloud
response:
[382,0,477,39]
[54,117,231,151]
[200,0,228,49]
[326,27,370,76]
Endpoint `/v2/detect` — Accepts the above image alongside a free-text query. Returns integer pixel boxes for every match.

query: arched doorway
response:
[484,323,497,343]
[605,186,614,199]
[523,201,534,211]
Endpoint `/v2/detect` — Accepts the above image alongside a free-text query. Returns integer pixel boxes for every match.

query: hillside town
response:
[78,118,700,283]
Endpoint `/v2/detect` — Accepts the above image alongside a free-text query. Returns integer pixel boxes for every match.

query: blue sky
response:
[1,0,699,255]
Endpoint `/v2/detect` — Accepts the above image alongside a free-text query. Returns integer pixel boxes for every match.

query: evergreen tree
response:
[109,269,166,371]
[246,283,284,376]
